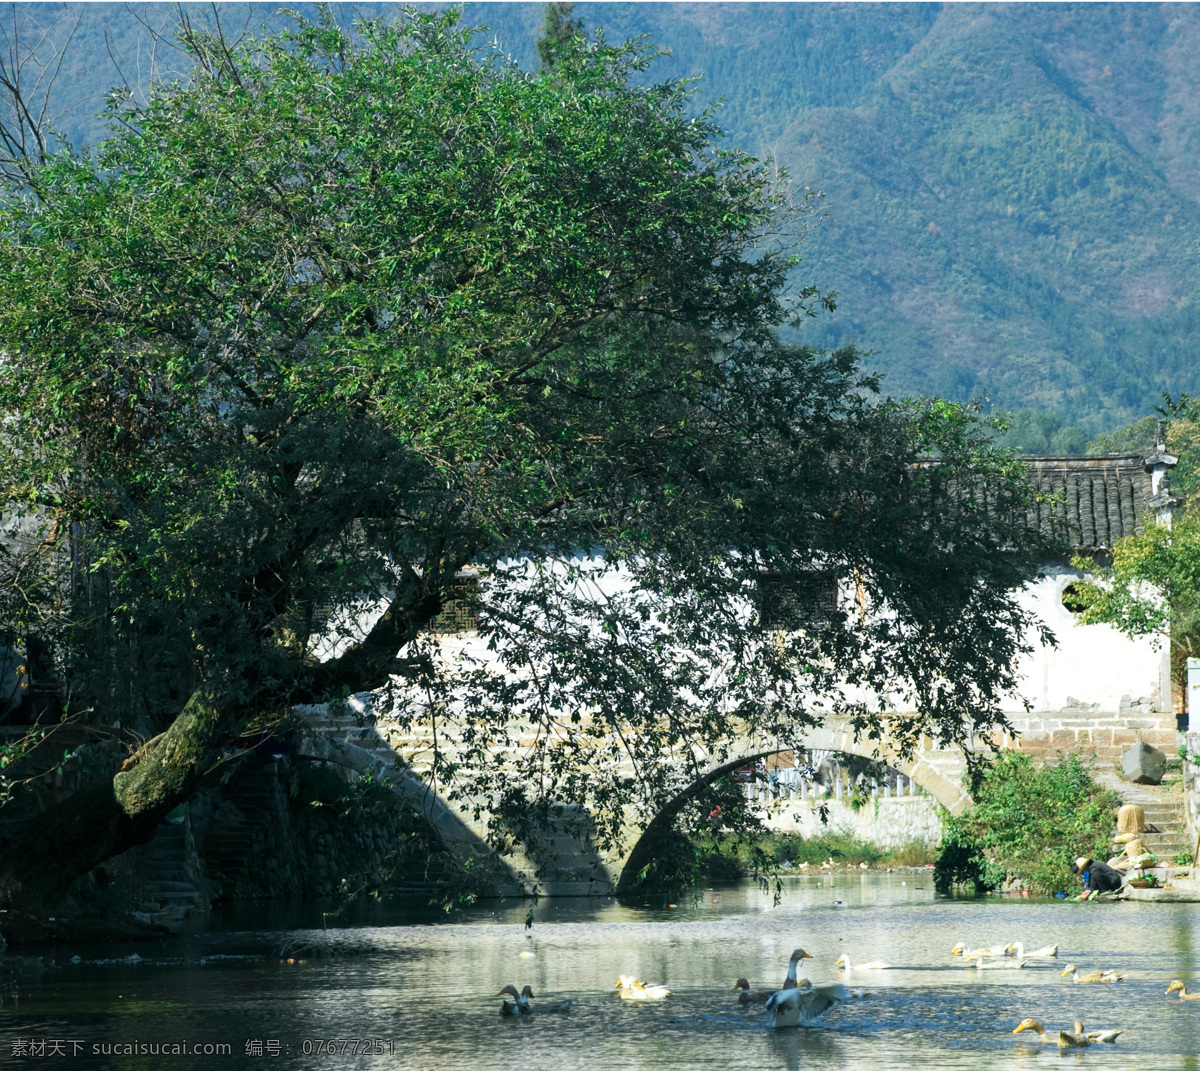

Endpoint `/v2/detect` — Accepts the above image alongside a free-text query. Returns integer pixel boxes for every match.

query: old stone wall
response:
[1002,702,1178,763]
[1183,730,1200,861]
[756,793,942,848]
[189,758,458,902]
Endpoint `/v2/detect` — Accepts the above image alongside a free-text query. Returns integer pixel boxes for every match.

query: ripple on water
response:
[4,873,1200,1069]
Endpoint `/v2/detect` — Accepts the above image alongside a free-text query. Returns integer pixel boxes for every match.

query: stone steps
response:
[156,889,204,903]
[135,816,204,924]
[197,762,301,898]
[1096,766,1189,861]
[1140,833,1186,848]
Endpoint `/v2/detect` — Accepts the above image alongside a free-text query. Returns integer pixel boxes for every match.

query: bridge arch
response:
[301,732,528,891]
[303,710,975,897]
[614,729,970,894]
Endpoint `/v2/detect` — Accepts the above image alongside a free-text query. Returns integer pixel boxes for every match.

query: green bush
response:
[935,752,1119,895]
[731,830,882,869]
[722,829,937,875]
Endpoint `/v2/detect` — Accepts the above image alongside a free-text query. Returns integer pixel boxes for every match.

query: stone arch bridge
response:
[297,450,1183,896]
[303,691,1176,897]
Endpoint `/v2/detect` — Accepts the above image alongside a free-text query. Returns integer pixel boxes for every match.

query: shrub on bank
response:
[726,830,935,870]
[934,752,1119,895]
[728,830,880,871]
[625,828,937,895]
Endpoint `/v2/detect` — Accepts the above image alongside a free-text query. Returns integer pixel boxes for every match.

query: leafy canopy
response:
[0,9,1051,868]
[536,2,586,71]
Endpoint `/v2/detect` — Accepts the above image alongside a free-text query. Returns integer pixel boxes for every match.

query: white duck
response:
[1061,964,1122,984]
[1073,1020,1125,1043]
[764,949,849,1028]
[835,953,888,971]
[1006,942,1058,959]
[615,975,672,1001]
[952,941,1008,959]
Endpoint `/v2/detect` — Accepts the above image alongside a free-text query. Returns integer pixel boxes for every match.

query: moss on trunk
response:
[0,685,232,921]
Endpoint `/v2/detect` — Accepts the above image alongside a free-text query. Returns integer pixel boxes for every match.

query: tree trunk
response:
[0,585,429,937]
[0,685,232,924]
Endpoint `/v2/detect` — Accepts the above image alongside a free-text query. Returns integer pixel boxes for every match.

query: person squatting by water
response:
[1070,855,1123,900]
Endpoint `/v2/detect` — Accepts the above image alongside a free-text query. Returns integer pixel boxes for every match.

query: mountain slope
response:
[9,2,1200,429]
[775,5,1200,419]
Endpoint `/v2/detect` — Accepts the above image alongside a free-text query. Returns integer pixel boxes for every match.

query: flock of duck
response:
[498,948,850,1027]
[496,938,1199,1043]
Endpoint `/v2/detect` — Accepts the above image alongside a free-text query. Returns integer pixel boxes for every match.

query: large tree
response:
[0,9,1052,929]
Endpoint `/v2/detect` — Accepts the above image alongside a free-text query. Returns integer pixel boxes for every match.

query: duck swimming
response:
[537,998,573,1013]
[952,941,1007,959]
[1006,943,1058,959]
[1011,1019,1088,1048]
[1061,965,1122,984]
[733,978,777,1004]
[498,984,572,1014]
[835,953,888,971]
[1073,1020,1125,1043]
[1166,980,1200,1001]
[615,975,672,1001]
[497,984,533,1016]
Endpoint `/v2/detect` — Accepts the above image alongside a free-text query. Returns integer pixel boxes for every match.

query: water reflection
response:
[2,872,1199,1069]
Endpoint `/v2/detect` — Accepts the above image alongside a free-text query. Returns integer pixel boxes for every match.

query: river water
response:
[3,871,1199,1070]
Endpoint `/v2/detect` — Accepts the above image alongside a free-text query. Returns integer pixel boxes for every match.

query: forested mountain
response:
[13,2,1200,440]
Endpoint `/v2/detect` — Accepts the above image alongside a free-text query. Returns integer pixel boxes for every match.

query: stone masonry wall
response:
[1184,730,1200,860]
[753,792,943,849]
[1001,701,1178,763]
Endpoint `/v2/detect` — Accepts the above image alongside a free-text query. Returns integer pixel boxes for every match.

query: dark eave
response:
[1020,453,1154,553]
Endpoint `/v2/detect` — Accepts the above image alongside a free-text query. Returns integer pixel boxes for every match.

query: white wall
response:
[1011,565,1169,714]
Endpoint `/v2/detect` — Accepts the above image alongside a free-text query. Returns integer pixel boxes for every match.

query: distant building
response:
[1007,427,1183,758]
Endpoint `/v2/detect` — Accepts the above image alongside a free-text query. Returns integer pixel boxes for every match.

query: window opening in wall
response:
[756,570,839,630]
[1061,581,1088,615]
[424,574,481,635]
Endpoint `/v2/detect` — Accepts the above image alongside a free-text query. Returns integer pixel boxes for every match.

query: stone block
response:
[1122,742,1167,785]
[1050,729,1075,747]
[1112,731,1139,746]
[1018,741,1053,756]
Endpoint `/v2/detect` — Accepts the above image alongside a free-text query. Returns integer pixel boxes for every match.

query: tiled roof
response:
[1022,454,1154,552]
